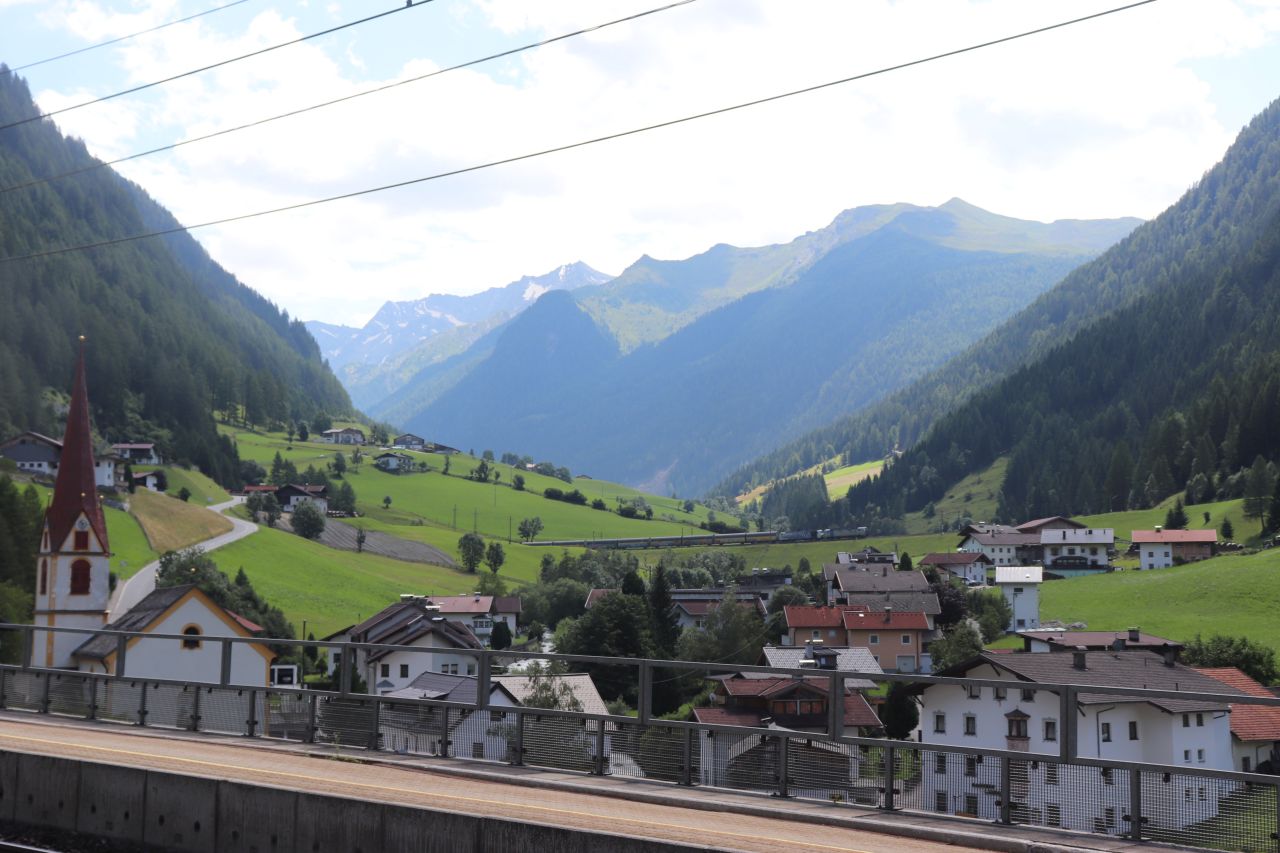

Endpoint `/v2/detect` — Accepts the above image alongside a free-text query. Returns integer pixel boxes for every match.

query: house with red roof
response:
[1195,667,1280,773]
[1132,529,1218,569]
[783,604,930,672]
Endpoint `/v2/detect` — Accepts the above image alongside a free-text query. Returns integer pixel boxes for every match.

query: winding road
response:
[107,496,258,621]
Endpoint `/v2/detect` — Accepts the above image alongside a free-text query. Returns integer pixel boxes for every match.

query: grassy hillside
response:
[211,524,495,637]
[129,488,232,554]
[824,460,885,496]
[902,457,1009,535]
[138,466,231,507]
[671,531,960,575]
[1042,548,1280,652]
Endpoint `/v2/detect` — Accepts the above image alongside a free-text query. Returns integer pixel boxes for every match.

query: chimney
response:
[1162,645,1178,667]
[1072,647,1087,670]
[883,605,892,623]
[1128,627,1140,643]
[1154,525,1162,533]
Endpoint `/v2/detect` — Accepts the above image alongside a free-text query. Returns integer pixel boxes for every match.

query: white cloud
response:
[11,0,1280,325]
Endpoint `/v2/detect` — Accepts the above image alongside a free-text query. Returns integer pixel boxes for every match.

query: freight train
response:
[534,527,868,550]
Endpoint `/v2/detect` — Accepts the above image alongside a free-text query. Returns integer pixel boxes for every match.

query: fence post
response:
[339,646,353,695]
[39,673,50,714]
[775,736,790,799]
[245,689,258,737]
[882,745,897,811]
[115,634,128,678]
[437,706,449,757]
[19,626,32,670]
[998,757,1012,825]
[592,720,607,776]
[305,693,318,744]
[476,651,489,711]
[637,661,651,726]
[189,686,202,732]
[220,639,233,686]
[86,677,98,721]
[1127,768,1143,841]
[680,726,694,786]
[369,697,382,751]
[137,682,149,727]
[0,670,7,709]
[511,709,525,766]
[1060,687,1076,763]
[828,671,844,740]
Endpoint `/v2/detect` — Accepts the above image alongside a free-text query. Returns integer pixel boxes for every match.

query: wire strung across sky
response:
[0,0,1161,267]
[0,0,435,134]
[0,0,700,198]
[1,0,254,77]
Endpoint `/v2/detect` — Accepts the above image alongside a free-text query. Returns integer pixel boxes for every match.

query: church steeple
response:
[45,337,109,555]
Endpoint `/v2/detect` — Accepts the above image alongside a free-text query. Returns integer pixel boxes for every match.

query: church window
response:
[74,531,89,551]
[70,560,91,595]
[181,626,202,650]
[39,560,48,595]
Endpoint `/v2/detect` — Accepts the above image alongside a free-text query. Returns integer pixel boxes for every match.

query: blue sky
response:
[1,0,1279,326]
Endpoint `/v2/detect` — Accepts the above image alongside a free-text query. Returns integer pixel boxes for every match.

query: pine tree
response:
[647,565,680,656]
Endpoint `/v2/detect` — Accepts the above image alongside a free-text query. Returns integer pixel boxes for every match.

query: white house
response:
[669,589,765,631]
[328,598,485,694]
[383,671,521,761]
[2,432,119,489]
[321,427,366,445]
[427,593,522,642]
[275,483,328,514]
[374,451,413,472]
[994,566,1042,631]
[111,442,162,465]
[73,584,273,687]
[1040,527,1114,575]
[1132,529,1218,570]
[919,650,1238,836]
[918,552,993,586]
[1195,667,1280,773]
[957,525,1041,566]
[392,433,426,450]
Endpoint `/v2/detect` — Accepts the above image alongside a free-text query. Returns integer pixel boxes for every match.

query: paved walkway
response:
[0,712,1178,853]
[107,496,257,620]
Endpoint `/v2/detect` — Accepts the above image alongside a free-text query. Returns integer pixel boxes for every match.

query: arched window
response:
[69,560,91,595]
[39,560,48,596]
[181,625,202,650]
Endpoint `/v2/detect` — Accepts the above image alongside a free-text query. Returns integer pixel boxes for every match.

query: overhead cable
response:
[0,0,1160,266]
[0,0,699,197]
[0,0,436,133]
[2,0,253,77]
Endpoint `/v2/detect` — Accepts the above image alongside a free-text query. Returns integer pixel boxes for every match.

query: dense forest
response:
[0,70,351,485]
[713,100,1280,502]
[837,94,1280,527]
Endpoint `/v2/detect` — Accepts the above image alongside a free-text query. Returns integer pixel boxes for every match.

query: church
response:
[31,341,272,685]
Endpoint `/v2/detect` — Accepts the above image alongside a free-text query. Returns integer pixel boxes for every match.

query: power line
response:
[1,0,253,77]
[0,0,699,198]
[0,0,1160,267]
[0,0,436,134]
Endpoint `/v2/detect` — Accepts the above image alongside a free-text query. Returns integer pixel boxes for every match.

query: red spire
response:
[45,338,109,554]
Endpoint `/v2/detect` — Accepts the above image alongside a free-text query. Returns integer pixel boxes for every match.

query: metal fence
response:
[3,623,1280,853]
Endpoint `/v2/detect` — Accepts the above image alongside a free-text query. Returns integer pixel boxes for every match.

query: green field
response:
[1078,496,1259,543]
[670,530,960,574]
[1042,548,1280,651]
[212,523,491,636]
[222,426,717,544]
[138,465,231,507]
[902,457,1009,535]
[823,460,884,495]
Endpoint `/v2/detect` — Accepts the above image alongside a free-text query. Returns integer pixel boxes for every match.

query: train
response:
[534,526,868,550]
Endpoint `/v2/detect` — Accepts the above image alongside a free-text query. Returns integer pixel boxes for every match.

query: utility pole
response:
[452,505,457,530]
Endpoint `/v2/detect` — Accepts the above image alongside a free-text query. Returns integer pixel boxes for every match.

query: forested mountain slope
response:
[0,70,351,484]
[841,93,1280,525]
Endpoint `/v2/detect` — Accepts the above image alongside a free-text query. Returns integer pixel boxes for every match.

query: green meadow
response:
[137,465,231,507]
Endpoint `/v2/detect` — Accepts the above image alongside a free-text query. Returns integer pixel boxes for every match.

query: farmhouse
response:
[917,650,1239,835]
[425,593,522,642]
[131,470,161,491]
[374,451,414,472]
[669,590,766,631]
[275,483,328,513]
[111,442,162,465]
[321,427,366,445]
[392,433,426,450]
[1015,516,1087,535]
[1131,528,1218,569]
[1040,527,1114,575]
[957,524,1041,566]
[1,431,118,489]
[919,552,992,585]
[383,671,521,760]
[824,564,929,604]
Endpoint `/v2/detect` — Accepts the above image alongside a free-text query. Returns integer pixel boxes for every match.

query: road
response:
[0,716,981,853]
[108,496,257,620]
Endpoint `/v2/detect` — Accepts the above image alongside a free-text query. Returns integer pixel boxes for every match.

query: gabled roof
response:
[702,679,882,729]
[110,442,155,451]
[350,599,484,660]
[759,645,881,689]
[932,651,1240,713]
[430,594,494,615]
[675,598,765,617]
[1132,529,1218,544]
[828,566,929,594]
[1016,516,1086,533]
[841,591,941,616]
[495,673,608,716]
[277,483,328,497]
[1194,668,1280,743]
[784,605,857,629]
[994,566,1043,584]
[919,552,992,567]
[45,342,108,554]
[0,431,62,450]
[1016,629,1178,650]
[964,529,1041,547]
[385,671,518,704]
[493,596,523,615]
[72,585,269,661]
[842,609,929,631]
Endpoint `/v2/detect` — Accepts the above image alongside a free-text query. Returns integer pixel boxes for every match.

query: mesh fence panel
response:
[315,695,378,749]
[698,730,781,796]
[1142,769,1277,852]
[446,708,513,763]
[262,691,312,742]
[622,722,687,783]
[4,670,44,712]
[46,672,92,718]
[195,687,254,736]
[378,699,444,755]
[98,680,144,725]
[143,682,198,731]
[521,713,596,773]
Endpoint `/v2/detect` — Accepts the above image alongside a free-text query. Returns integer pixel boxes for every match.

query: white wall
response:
[33,518,111,669]
[117,596,270,686]
[363,633,480,693]
[998,583,1040,631]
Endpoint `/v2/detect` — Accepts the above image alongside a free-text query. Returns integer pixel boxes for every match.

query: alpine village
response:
[1,3,1280,853]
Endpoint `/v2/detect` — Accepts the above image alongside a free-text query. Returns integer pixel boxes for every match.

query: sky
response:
[2,0,1279,327]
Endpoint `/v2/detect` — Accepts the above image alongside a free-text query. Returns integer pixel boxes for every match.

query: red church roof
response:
[45,341,109,555]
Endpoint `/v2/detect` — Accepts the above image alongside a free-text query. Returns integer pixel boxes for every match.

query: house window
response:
[1183,749,1191,762]
[869,634,879,645]
[472,742,484,759]
[933,713,946,734]
[181,625,202,650]
[1182,714,1190,728]
[399,664,409,678]
[1243,757,1251,772]
[1043,719,1057,742]
[69,560,91,595]
[1101,768,1113,785]
[967,685,981,699]
[964,756,977,777]
[963,794,978,815]
[994,687,1006,701]
[935,791,948,812]
[1196,713,1204,727]
[1101,722,1111,743]
[964,715,976,736]
[901,634,911,645]
[1197,749,1205,763]
[1128,721,1139,741]
[466,663,476,675]
[1046,803,1061,827]
[1021,689,1036,702]
[1105,807,1116,828]
[1008,717,1028,738]
[74,530,89,551]
[1045,763,1059,785]
[812,630,821,640]
[380,664,390,677]
[934,753,947,774]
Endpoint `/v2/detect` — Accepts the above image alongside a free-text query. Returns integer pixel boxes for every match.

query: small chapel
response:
[31,340,272,686]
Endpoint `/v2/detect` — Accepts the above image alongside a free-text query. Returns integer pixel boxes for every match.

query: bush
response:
[591,498,608,511]
[543,487,564,501]
[291,501,326,540]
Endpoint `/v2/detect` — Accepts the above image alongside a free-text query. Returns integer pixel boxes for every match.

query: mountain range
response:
[323,200,1140,495]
